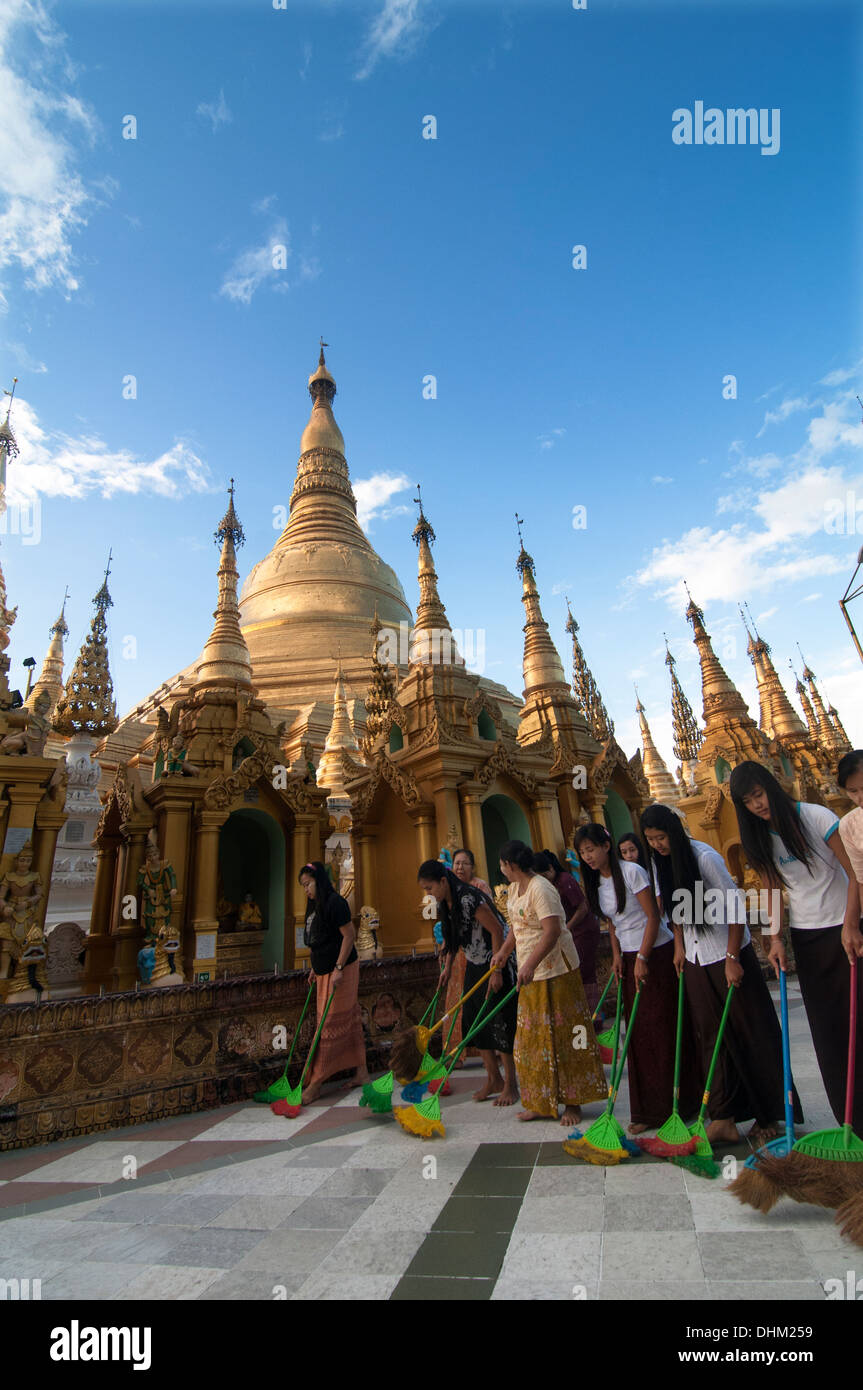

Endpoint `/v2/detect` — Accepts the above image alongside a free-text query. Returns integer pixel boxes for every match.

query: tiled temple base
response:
[0,979,855,1300]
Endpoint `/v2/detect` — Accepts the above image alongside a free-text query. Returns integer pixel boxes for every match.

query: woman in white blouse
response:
[729,761,862,1135]
[575,822,700,1135]
[641,802,799,1146]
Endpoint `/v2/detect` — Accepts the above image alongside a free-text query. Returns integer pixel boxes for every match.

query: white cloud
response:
[756,395,813,438]
[652,475,673,485]
[319,121,344,143]
[196,89,232,133]
[0,0,102,300]
[299,42,312,80]
[356,0,436,80]
[353,472,411,530]
[819,360,863,388]
[218,218,318,305]
[537,428,565,451]
[4,394,212,503]
[802,592,822,602]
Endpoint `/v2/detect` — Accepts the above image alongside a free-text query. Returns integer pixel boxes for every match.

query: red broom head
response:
[836,1193,863,1248]
[270,1099,291,1116]
[599,1045,614,1064]
[636,1134,697,1157]
[428,1078,451,1096]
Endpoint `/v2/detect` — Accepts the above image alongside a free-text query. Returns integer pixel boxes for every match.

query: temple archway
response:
[218,809,286,970]
[604,786,634,845]
[481,793,532,888]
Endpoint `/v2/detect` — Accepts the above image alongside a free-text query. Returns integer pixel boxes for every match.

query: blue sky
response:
[1,0,862,766]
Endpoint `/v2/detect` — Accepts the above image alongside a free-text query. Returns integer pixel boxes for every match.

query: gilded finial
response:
[2,377,18,423]
[319,337,329,365]
[215,480,245,548]
[515,514,534,577]
[412,484,436,547]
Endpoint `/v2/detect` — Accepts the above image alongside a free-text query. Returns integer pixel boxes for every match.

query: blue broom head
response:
[744,1135,795,1169]
[400,1080,429,1104]
[619,1135,642,1157]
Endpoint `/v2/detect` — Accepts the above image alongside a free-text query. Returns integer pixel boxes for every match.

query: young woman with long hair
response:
[490,839,606,1125]
[418,858,519,1105]
[729,761,863,1134]
[640,802,798,1145]
[838,750,863,920]
[617,832,648,870]
[532,848,602,1012]
[439,848,492,1056]
[298,861,369,1103]
[575,822,699,1135]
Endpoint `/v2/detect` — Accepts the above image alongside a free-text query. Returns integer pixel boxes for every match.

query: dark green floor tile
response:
[467,1142,540,1168]
[431,1196,522,1234]
[390,1276,494,1301]
[452,1166,531,1197]
[404,1231,511,1279]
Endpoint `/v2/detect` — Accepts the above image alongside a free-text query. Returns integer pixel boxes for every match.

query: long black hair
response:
[639,804,700,924]
[532,849,564,876]
[617,832,647,871]
[418,858,502,955]
[728,760,813,886]
[298,860,335,904]
[573,823,627,918]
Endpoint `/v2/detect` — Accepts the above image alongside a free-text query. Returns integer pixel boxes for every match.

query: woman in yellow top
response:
[491,839,607,1125]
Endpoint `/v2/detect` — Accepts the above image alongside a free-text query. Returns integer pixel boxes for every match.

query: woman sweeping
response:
[298,862,369,1103]
[492,840,606,1125]
[533,849,602,1012]
[440,848,492,1057]
[640,802,797,1145]
[418,859,519,1105]
[729,762,863,1135]
[575,822,699,1134]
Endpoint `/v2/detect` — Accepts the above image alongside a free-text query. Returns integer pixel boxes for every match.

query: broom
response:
[271,987,337,1117]
[562,986,643,1165]
[393,983,519,1139]
[636,971,697,1158]
[253,978,316,1103]
[752,957,863,1212]
[390,966,496,1082]
[401,987,499,1103]
[671,982,736,1179]
[360,983,443,1114]
[727,966,796,1210]
[592,971,615,1025]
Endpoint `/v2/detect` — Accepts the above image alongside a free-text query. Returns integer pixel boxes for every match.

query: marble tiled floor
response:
[0,980,858,1300]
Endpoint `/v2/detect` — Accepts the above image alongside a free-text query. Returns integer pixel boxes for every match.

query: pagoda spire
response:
[26,589,70,717]
[410,485,460,666]
[797,646,842,755]
[790,660,820,743]
[635,684,679,804]
[194,480,253,691]
[0,377,20,700]
[317,657,361,795]
[665,637,702,776]
[684,584,756,731]
[740,605,809,745]
[516,515,568,695]
[828,701,852,755]
[565,597,613,742]
[0,376,19,497]
[362,607,399,754]
[286,342,359,545]
[54,558,119,737]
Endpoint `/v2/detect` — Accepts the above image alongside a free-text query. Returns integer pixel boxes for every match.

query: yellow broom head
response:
[393,1102,446,1139]
[562,1134,628,1165]
[756,1150,863,1211]
[836,1192,863,1248]
[390,1028,426,1084]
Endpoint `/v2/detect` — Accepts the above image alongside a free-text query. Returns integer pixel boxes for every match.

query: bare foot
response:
[560,1106,582,1127]
[628,1122,649,1135]
[493,1086,519,1107]
[473,1078,503,1102]
[355,1070,370,1087]
[517,1109,550,1122]
[748,1122,781,1146]
[706,1118,740,1143]
[301,1084,322,1106]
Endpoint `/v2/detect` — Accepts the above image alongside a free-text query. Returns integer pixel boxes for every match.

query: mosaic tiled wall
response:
[0,954,439,1151]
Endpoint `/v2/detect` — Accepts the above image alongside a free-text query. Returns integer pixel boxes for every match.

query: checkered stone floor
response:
[0,979,855,1300]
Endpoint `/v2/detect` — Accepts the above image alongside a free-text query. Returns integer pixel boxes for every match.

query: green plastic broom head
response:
[656,1112,696,1147]
[253,1073,298,1104]
[792,1123,863,1163]
[360,1072,394,1113]
[394,1091,446,1138]
[671,1119,720,1177]
[576,1110,627,1154]
[416,1051,447,1082]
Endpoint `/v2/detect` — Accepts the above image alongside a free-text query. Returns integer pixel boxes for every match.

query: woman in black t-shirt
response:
[298,862,368,1103]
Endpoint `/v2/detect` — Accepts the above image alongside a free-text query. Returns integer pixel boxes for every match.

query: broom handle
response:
[592,971,614,1023]
[609,986,642,1108]
[427,966,495,1036]
[420,985,442,1030]
[444,984,519,1077]
[844,957,858,1147]
[779,968,795,1147]
[697,982,736,1124]
[283,979,316,1073]
[297,986,337,1089]
[609,979,624,1090]
[671,969,685,1119]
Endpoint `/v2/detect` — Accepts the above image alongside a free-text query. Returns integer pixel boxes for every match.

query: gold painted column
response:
[83,841,120,992]
[459,788,489,884]
[534,795,564,853]
[111,829,150,992]
[190,810,223,982]
[408,807,438,952]
[290,816,313,968]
